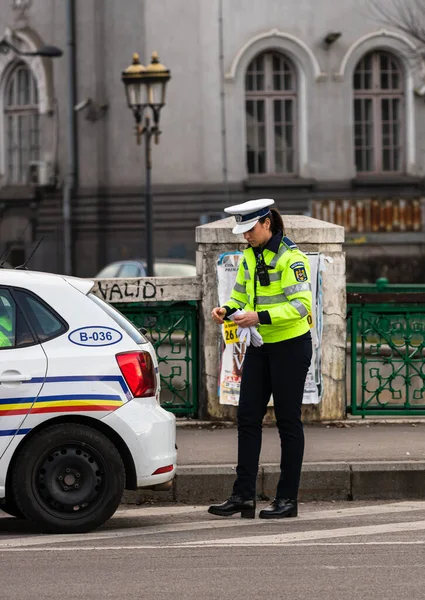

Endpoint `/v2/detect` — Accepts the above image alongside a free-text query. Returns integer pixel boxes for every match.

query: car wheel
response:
[0,495,25,519]
[12,423,125,533]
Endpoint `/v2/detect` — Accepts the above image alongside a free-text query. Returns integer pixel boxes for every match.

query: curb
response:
[175,419,425,428]
[121,461,425,505]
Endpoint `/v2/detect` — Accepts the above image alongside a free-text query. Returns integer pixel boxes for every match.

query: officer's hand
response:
[233,311,259,327]
[212,307,226,324]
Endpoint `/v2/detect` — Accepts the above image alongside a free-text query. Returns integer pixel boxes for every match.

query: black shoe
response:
[259,498,298,519]
[208,496,256,519]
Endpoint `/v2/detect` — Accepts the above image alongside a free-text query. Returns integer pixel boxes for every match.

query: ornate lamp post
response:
[121,52,171,276]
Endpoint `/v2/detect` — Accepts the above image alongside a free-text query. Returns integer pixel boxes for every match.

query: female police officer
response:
[209,198,312,519]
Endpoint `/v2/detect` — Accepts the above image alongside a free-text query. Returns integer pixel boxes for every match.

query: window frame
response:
[11,287,69,344]
[353,50,405,175]
[245,51,298,177]
[3,61,40,186]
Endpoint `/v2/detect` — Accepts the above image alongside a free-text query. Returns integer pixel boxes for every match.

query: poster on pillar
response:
[216,251,323,406]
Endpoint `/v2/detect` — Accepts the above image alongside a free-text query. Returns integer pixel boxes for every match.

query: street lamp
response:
[122,51,171,277]
[0,39,63,57]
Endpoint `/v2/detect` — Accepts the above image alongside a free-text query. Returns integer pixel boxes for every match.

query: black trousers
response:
[232,331,313,500]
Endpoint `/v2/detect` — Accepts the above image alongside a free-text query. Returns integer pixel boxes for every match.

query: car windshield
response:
[96,263,121,278]
[89,294,148,345]
[119,263,145,277]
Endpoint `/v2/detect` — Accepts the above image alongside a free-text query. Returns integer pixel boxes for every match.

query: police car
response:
[0,270,176,533]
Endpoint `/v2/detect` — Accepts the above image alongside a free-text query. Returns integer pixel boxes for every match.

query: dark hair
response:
[259,208,283,235]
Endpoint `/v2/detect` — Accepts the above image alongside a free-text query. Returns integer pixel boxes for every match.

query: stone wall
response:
[92,276,201,304]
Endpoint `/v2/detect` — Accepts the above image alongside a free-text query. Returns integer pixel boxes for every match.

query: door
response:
[0,288,47,458]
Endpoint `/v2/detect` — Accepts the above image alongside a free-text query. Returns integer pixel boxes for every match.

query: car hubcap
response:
[35,443,107,516]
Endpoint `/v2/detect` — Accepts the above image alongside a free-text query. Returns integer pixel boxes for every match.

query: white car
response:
[0,270,176,533]
[95,259,197,278]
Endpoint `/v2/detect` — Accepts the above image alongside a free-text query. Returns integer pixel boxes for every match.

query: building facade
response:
[0,0,424,279]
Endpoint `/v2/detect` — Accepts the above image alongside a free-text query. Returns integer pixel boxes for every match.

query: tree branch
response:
[370,0,425,60]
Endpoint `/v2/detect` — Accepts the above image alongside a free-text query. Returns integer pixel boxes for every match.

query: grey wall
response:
[0,0,424,278]
[3,0,424,189]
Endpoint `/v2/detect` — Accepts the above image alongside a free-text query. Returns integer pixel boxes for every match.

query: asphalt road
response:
[2,500,425,599]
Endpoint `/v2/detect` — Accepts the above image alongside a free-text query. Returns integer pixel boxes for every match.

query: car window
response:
[96,263,121,278]
[119,263,145,278]
[0,288,36,348]
[89,294,148,344]
[155,263,196,277]
[15,291,68,342]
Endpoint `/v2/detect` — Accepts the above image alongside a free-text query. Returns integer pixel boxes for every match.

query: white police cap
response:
[224,198,275,234]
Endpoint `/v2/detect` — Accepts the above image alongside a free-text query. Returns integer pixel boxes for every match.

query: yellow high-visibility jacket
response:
[0,314,12,347]
[223,235,313,343]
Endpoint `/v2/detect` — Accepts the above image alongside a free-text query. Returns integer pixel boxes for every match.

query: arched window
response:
[4,63,40,184]
[354,51,404,174]
[245,51,297,176]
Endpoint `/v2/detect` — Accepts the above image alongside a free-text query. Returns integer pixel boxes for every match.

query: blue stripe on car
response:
[23,375,131,400]
[0,429,32,437]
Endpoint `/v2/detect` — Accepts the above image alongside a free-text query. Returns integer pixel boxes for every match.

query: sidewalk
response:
[124,423,425,505]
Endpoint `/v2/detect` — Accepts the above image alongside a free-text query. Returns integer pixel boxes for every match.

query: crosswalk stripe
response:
[183,520,425,547]
[113,505,208,518]
[112,501,425,521]
[0,518,262,549]
[3,539,425,553]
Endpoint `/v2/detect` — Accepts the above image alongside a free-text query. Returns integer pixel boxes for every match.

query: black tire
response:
[12,423,125,533]
[0,496,25,519]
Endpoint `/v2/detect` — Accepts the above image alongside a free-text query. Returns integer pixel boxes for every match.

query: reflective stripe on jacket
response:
[225,237,312,343]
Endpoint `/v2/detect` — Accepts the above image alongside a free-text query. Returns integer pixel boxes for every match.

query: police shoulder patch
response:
[290,261,307,282]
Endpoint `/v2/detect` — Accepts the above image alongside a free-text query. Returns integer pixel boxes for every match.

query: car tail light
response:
[152,465,173,475]
[116,351,157,398]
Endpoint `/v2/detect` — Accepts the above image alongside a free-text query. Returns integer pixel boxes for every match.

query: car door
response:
[0,287,47,458]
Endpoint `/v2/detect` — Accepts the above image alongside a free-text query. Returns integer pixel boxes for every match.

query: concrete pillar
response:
[196,215,346,422]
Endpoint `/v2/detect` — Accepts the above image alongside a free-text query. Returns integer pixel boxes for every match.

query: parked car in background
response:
[95,259,196,278]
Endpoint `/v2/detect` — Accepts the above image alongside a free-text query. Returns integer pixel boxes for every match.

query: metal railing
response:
[347,280,425,416]
[113,301,198,417]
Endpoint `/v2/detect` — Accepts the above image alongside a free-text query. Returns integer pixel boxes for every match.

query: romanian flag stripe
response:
[0,400,122,411]
[35,400,123,408]
[0,403,34,412]
[0,376,132,437]
[0,397,124,416]
[31,405,120,415]
[0,405,120,416]
[0,394,122,405]
[39,394,122,401]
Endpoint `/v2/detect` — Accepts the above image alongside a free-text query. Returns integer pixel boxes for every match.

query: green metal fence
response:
[347,280,425,416]
[113,301,198,417]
